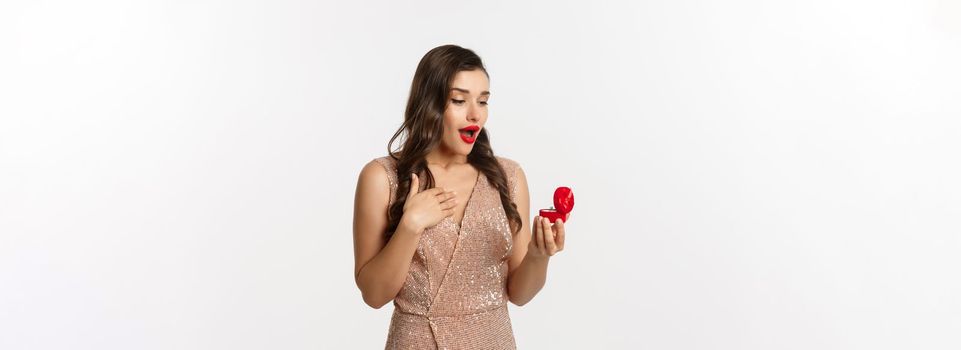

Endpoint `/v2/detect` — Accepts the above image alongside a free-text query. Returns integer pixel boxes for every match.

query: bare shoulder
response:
[359,158,388,184]
[356,158,391,207]
[360,158,388,177]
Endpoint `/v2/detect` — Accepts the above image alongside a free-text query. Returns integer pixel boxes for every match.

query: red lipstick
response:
[458,125,480,144]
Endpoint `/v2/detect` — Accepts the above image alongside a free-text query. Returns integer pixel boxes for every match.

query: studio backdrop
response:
[1,1,959,349]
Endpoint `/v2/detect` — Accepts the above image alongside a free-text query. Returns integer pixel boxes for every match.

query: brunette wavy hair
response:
[385,44,522,238]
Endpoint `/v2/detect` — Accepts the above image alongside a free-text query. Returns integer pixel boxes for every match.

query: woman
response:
[352,44,567,349]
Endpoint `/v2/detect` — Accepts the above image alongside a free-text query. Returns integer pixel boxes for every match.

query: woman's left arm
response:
[506,164,566,306]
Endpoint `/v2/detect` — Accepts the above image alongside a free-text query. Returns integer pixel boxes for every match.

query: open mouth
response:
[458,125,480,144]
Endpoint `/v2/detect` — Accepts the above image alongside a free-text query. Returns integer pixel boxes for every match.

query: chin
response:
[440,142,469,156]
[454,146,471,156]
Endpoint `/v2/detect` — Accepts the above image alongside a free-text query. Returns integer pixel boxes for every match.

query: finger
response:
[437,191,457,203]
[554,219,566,251]
[441,198,458,210]
[545,218,558,254]
[420,187,444,196]
[406,173,420,201]
[444,208,455,217]
[540,217,552,253]
[532,216,543,250]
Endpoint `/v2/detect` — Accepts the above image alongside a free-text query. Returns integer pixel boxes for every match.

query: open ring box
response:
[539,186,574,223]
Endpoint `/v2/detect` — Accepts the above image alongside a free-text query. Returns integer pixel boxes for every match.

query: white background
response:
[2,1,960,349]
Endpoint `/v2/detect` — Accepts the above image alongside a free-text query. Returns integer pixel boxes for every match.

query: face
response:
[440,69,490,155]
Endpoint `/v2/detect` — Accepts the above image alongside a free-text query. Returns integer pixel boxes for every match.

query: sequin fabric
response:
[373,155,521,350]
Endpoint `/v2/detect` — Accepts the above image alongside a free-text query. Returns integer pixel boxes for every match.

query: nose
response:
[466,103,479,123]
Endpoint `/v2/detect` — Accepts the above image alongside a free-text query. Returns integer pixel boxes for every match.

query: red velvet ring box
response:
[539,186,574,223]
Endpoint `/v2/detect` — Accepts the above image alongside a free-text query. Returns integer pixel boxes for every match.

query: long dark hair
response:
[385,44,522,238]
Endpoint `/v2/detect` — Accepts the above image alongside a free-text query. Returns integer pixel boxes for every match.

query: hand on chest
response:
[427,165,481,225]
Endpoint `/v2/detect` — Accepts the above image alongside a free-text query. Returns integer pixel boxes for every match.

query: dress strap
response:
[496,156,521,202]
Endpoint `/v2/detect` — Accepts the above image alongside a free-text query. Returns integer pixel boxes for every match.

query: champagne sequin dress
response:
[373,155,521,350]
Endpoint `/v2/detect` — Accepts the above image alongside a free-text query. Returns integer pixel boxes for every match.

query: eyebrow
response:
[451,87,491,96]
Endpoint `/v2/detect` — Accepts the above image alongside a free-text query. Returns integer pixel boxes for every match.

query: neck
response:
[424,146,468,169]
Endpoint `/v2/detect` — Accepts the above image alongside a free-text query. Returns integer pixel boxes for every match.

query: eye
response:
[451,99,465,105]
[479,101,489,106]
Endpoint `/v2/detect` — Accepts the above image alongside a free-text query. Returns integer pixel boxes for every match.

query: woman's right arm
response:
[352,161,456,308]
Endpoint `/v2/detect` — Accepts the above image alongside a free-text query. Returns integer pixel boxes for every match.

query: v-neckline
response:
[450,169,481,230]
